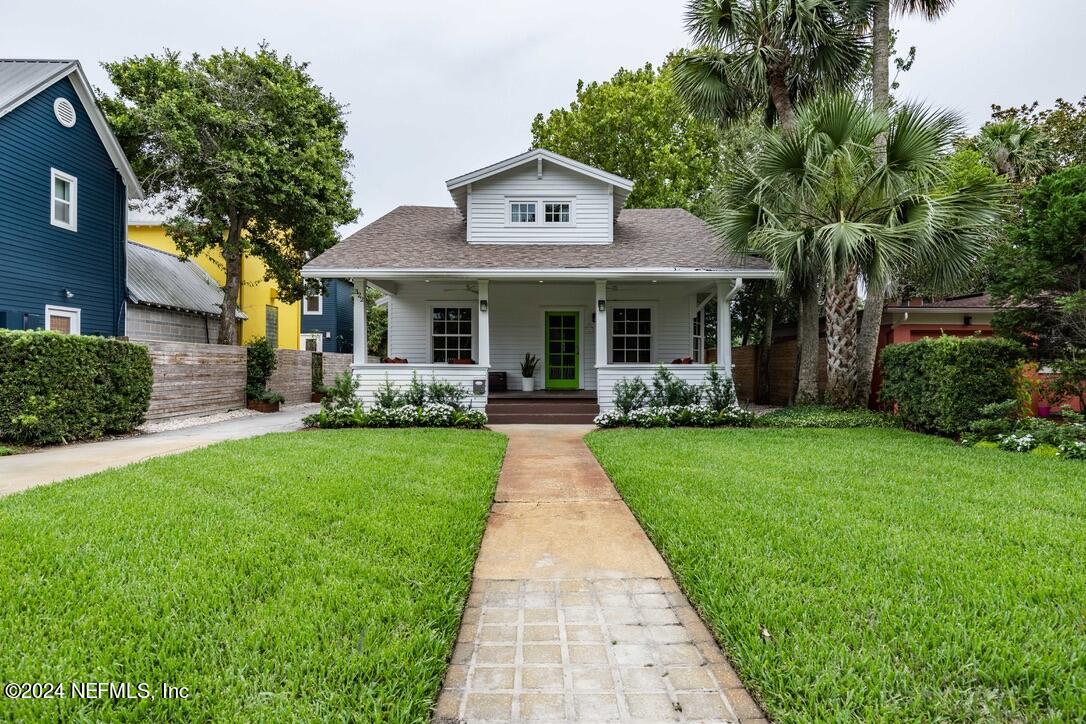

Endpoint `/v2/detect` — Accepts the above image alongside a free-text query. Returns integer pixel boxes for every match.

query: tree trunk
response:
[824,268,860,407]
[796,284,821,404]
[767,70,797,134]
[218,213,243,346]
[852,0,891,407]
[756,300,775,404]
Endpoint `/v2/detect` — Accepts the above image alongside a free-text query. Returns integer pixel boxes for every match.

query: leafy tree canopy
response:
[101,45,357,343]
[988,164,1086,359]
[990,96,1086,169]
[530,59,727,214]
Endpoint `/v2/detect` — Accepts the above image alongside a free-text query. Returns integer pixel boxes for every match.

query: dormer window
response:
[509,201,536,223]
[507,199,574,226]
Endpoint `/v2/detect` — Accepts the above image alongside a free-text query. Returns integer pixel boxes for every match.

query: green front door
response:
[545,311,580,390]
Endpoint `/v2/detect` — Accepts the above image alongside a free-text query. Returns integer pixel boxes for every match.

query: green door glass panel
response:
[545,311,579,389]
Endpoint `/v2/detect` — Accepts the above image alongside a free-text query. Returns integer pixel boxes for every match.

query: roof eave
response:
[301,266,777,281]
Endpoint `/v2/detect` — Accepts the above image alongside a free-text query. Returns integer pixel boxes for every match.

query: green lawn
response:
[0,429,506,722]
[586,427,1086,722]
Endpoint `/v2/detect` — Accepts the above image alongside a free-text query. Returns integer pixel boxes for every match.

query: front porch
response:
[345,276,746,412]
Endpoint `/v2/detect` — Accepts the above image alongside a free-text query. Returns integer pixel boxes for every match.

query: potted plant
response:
[246,386,285,413]
[246,337,282,412]
[520,353,539,392]
[1028,373,1063,418]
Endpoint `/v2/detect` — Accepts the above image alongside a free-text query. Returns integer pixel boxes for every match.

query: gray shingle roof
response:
[0,59,75,116]
[305,206,772,274]
[126,241,246,319]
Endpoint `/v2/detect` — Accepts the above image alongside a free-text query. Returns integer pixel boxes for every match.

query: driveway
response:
[0,404,317,497]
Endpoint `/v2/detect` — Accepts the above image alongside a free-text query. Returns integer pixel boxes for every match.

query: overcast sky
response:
[4,0,1084,234]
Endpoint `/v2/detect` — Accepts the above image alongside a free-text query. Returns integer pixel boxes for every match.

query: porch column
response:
[352,278,367,366]
[477,280,490,367]
[595,280,608,367]
[716,279,733,376]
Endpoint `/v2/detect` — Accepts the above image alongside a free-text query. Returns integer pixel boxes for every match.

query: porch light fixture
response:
[480,299,488,312]
[63,289,75,299]
[597,299,606,313]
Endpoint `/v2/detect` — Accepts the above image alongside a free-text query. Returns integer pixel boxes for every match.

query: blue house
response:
[300,279,356,353]
[0,59,142,336]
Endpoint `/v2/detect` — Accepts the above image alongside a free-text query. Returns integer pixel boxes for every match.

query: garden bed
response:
[0,428,506,720]
[587,427,1086,721]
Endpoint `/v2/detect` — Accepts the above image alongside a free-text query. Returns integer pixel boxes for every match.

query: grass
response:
[586,427,1086,722]
[0,428,506,722]
[0,444,16,456]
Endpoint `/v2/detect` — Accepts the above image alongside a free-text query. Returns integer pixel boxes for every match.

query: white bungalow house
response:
[302,149,774,421]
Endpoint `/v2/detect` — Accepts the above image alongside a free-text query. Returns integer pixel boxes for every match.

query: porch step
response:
[486,411,599,425]
[486,396,600,425]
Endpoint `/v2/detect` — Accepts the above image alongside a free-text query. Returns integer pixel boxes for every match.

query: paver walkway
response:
[0,404,318,497]
[435,425,765,723]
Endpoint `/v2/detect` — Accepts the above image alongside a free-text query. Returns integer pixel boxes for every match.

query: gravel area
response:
[138,408,260,434]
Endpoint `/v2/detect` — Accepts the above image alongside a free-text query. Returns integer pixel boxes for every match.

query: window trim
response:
[299,332,323,352]
[50,168,77,232]
[505,197,576,227]
[44,305,81,335]
[303,292,323,316]
[429,303,475,364]
[609,304,655,365]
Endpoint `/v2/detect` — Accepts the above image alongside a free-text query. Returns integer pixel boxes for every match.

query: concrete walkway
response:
[0,404,318,497]
[435,425,765,724]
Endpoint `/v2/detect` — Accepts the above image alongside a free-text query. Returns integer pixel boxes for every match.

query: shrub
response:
[650,366,700,407]
[612,377,650,414]
[311,353,324,393]
[757,405,901,429]
[0,330,152,445]
[426,380,467,410]
[702,364,738,412]
[402,372,427,407]
[373,377,403,409]
[246,337,278,401]
[594,404,754,429]
[879,336,1026,435]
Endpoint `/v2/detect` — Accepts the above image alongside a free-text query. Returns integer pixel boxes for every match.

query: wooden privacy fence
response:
[137,340,354,421]
[137,341,247,422]
[729,339,829,406]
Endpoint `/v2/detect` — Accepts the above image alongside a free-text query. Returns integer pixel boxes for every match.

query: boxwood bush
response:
[0,330,153,445]
[879,335,1026,435]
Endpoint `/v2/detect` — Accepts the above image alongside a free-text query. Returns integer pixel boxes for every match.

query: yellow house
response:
[128,212,301,349]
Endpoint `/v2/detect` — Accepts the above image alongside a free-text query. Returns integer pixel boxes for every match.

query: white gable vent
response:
[53,98,76,128]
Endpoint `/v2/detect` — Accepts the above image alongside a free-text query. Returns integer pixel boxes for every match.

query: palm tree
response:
[713,94,1006,406]
[854,0,958,407]
[975,119,1051,182]
[674,0,870,403]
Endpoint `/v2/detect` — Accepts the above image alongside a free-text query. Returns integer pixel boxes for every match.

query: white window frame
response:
[50,168,77,232]
[44,305,81,335]
[300,332,323,352]
[505,197,575,227]
[609,305,655,364]
[429,304,475,364]
[303,292,323,316]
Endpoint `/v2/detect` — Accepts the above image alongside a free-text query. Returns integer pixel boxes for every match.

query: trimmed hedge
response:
[0,330,153,445]
[879,335,1025,435]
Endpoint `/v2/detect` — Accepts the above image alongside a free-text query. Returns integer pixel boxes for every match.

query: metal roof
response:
[0,59,143,199]
[126,241,246,319]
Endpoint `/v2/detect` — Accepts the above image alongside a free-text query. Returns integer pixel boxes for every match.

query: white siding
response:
[352,364,488,409]
[383,280,707,392]
[597,365,722,411]
[468,161,613,244]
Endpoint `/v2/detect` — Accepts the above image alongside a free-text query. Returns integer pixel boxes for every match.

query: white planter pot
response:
[520,376,535,392]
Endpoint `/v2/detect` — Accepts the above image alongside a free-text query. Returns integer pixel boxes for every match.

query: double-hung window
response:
[432,306,473,362]
[611,307,652,363]
[50,168,77,231]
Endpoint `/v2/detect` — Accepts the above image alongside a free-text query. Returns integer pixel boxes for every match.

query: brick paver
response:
[434,425,765,723]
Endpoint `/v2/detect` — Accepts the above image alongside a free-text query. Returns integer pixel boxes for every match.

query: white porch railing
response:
[352,364,490,410]
[596,364,726,411]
